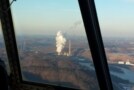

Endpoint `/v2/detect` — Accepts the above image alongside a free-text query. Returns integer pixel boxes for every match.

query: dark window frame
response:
[78,0,113,90]
[0,0,113,90]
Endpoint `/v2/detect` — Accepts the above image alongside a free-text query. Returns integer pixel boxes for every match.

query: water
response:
[110,66,134,83]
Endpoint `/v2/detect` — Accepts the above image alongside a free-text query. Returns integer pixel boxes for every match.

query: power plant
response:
[63,40,71,56]
[56,31,71,56]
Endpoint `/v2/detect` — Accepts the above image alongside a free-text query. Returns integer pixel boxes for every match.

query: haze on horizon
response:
[6,0,134,38]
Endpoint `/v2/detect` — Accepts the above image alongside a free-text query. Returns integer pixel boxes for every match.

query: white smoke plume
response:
[56,31,66,55]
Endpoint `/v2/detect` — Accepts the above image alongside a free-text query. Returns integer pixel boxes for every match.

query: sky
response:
[11,0,85,36]
[9,0,134,37]
[95,0,134,37]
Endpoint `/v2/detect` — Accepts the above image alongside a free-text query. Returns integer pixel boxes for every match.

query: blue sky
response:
[10,0,134,37]
[11,0,85,36]
[95,0,134,37]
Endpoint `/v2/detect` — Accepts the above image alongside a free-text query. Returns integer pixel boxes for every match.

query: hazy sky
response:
[95,0,134,37]
[10,0,134,37]
[11,0,85,36]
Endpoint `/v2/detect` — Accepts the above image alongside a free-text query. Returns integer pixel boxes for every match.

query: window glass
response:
[95,0,134,90]
[11,0,100,89]
[0,20,10,74]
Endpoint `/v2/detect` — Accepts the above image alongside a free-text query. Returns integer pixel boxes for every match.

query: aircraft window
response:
[95,0,134,90]
[0,20,10,75]
[11,0,100,90]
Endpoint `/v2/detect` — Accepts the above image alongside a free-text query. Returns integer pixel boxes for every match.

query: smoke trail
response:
[56,31,66,55]
[70,20,82,29]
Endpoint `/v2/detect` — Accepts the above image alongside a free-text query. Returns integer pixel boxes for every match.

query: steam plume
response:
[56,31,66,55]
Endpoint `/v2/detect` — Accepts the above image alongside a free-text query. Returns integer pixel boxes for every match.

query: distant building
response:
[117,60,134,66]
[126,61,131,65]
[118,61,125,64]
[125,60,134,66]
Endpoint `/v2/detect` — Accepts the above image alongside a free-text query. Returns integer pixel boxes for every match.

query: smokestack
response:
[22,41,26,51]
[69,40,71,56]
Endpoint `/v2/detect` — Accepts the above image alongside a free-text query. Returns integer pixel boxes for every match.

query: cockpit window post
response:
[78,0,113,90]
[0,0,22,89]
